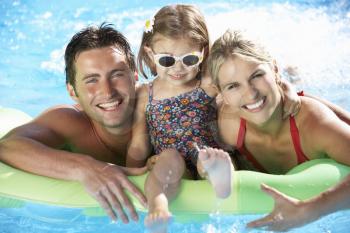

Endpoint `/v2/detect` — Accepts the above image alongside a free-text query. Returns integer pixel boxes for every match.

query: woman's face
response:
[218,55,282,125]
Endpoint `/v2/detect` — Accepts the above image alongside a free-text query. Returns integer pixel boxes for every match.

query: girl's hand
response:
[281,79,301,119]
[146,154,160,171]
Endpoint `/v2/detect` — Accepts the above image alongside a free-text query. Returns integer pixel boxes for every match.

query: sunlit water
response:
[1,0,350,232]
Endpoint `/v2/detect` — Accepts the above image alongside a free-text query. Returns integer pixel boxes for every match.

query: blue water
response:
[1,0,350,232]
[1,200,350,233]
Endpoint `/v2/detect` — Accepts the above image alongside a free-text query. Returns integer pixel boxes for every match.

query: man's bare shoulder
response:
[31,104,91,136]
[37,104,86,123]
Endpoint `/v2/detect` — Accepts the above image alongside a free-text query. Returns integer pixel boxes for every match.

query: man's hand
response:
[247,184,319,231]
[79,160,147,223]
[281,79,301,119]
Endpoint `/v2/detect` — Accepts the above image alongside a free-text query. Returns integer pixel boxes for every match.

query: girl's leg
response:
[197,147,233,199]
[144,148,185,232]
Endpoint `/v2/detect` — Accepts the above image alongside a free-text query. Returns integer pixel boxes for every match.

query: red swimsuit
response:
[236,116,309,173]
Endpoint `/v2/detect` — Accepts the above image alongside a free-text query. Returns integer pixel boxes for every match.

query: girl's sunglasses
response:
[153,51,203,68]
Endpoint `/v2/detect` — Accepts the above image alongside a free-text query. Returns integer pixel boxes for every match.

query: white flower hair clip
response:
[144,16,154,33]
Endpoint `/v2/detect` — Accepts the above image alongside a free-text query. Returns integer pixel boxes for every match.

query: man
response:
[0,23,146,223]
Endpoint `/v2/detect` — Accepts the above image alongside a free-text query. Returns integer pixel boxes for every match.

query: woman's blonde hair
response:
[138,4,210,79]
[208,29,281,90]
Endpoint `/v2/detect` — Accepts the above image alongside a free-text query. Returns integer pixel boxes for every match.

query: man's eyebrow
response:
[110,68,127,73]
[82,73,99,80]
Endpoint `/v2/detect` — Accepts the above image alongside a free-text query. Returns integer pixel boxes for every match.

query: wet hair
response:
[208,29,281,90]
[138,4,210,79]
[64,22,136,88]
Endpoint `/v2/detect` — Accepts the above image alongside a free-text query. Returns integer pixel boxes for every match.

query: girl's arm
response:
[126,84,152,168]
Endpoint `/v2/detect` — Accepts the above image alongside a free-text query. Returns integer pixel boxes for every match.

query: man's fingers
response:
[94,191,118,222]
[122,178,147,208]
[110,182,139,221]
[103,187,129,223]
[282,105,292,119]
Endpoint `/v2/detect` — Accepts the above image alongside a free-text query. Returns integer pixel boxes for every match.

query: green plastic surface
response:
[1,107,350,218]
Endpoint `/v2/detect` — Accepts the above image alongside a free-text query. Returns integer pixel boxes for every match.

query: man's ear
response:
[134,71,139,82]
[144,46,154,61]
[66,83,79,102]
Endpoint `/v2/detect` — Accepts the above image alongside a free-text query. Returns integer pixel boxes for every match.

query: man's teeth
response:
[245,99,264,110]
[98,101,120,110]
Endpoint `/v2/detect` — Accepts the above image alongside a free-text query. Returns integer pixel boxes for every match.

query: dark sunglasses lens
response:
[158,56,175,67]
[183,55,199,66]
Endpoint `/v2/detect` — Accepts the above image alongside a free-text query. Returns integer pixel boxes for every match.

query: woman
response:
[207,29,350,230]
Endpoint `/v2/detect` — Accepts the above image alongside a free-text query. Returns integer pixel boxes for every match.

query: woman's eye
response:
[253,73,263,79]
[227,83,239,90]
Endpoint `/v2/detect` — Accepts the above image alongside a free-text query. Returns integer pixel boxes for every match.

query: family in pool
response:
[0,4,350,233]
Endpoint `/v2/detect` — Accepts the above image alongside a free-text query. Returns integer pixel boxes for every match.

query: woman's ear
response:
[272,59,279,74]
[66,83,79,102]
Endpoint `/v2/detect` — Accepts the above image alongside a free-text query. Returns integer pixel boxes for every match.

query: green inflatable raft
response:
[1,107,350,221]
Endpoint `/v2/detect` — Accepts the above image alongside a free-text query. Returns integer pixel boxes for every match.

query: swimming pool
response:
[1,0,350,232]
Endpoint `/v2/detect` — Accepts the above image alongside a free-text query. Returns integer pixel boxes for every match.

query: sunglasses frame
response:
[152,50,204,68]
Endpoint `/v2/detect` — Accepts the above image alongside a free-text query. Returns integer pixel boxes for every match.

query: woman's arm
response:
[126,84,152,167]
[303,93,350,125]
[247,174,350,231]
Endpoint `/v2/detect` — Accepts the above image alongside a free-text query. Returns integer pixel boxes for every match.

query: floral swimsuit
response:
[146,80,220,178]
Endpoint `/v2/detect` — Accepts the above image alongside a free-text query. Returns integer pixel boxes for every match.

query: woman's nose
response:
[243,85,259,101]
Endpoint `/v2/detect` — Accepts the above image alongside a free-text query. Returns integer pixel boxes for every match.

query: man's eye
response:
[111,72,125,79]
[85,78,97,84]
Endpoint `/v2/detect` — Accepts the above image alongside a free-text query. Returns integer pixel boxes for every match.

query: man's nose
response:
[100,79,115,97]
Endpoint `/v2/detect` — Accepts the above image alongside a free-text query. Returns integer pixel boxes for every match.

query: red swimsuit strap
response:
[236,118,267,173]
[289,116,309,164]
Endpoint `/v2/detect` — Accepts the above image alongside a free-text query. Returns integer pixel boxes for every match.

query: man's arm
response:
[0,106,147,223]
[247,174,350,231]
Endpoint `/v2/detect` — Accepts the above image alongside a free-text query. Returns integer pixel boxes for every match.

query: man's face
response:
[70,46,136,130]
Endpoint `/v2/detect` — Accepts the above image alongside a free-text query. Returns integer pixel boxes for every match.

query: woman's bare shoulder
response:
[218,104,240,146]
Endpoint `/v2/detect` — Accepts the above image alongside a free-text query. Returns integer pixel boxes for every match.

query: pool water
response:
[0,201,350,233]
[1,0,350,232]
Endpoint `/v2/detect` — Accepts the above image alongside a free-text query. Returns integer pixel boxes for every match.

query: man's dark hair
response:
[64,23,136,87]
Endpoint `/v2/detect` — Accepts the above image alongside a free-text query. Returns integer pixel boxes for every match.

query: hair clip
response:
[144,16,155,33]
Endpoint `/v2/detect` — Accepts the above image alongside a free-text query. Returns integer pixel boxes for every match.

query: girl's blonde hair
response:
[138,4,210,79]
[208,29,282,90]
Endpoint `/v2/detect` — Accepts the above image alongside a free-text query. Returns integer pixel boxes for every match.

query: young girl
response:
[126,4,302,232]
[207,29,350,228]
[126,5,233,232]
